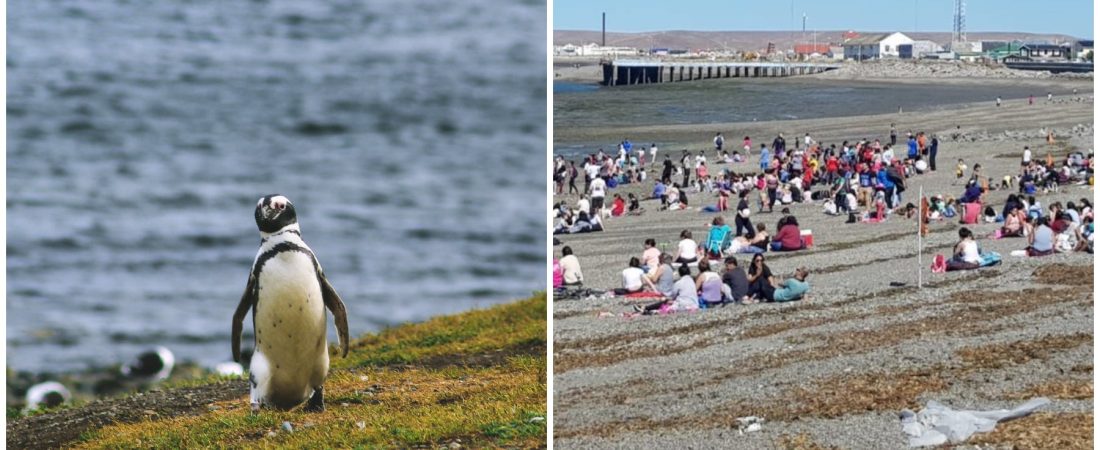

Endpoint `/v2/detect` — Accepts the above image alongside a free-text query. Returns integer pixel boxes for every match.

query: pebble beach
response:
[552,80,1094,448]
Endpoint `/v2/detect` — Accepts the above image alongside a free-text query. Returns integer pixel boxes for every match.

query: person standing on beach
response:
[759,144,771,172]
[661,155,674,183]
[1029,94,1034,105]
[568,161,579,195]
[714,132,724,158]
[1047,92,1053,102]
[772,134,786,159]
[650,143,658,165]
[583,156,599,193]
[588,175,606,217]
[929,135,939,171]
[996,96,1002,107]
[735,191,754,238]
[890,123,898,146]
[743,136,752,155]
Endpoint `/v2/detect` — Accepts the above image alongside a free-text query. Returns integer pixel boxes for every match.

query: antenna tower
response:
[952,0,966,43]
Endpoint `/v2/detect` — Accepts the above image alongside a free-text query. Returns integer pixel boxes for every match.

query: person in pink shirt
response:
[641,238,661,273]
[552,259,563,289]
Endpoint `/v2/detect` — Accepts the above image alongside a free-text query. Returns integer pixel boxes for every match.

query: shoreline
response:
[555,93,1093,148]
[553,57,1094,84]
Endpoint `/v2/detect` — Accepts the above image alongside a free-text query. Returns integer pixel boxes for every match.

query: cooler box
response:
[800,229,814,247]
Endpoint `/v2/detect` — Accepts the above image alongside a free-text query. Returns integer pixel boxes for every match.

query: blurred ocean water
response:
[7,0,547,372]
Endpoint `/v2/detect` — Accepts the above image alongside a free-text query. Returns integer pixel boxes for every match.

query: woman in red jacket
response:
[770,216,804,251]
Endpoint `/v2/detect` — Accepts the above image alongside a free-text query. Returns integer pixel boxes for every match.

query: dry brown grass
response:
[1005,380,1093,400]
[955,333,1091,372]
[776,433,842,450]
[1032,263,1095,286]
[967,412,1093,449]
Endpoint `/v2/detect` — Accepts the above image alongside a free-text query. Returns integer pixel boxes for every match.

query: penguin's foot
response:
[250,401,261,416]
[305,386,324,412]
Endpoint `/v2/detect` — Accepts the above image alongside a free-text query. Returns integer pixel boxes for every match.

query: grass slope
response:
[10,293,547,449]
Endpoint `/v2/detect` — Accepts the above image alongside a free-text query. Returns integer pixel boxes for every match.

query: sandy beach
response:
[552,86,1094,448]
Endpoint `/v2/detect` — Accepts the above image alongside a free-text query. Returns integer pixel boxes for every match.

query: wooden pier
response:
[600,60,841,86]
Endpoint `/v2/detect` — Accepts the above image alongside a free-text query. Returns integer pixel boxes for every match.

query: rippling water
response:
[554,78,1070,130]
[8,0,546,372]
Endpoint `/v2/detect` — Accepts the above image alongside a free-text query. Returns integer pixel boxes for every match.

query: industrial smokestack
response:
[602,12,606,47]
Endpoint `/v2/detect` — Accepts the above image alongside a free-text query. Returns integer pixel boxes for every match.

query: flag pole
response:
[918,185,923,289]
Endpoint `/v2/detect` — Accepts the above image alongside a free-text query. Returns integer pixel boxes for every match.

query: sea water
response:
[8,0,546,372]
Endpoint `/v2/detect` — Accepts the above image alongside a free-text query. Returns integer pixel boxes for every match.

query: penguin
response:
[24,381,71,411]
[120,346,175,382]
[232,194,349,413]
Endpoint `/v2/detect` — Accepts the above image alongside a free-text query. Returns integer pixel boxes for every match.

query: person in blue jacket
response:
[878,166,896,209]
[907,136,919,160]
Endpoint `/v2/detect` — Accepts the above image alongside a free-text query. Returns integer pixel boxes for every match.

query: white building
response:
[555,43,639,57]
[843,32,914,60]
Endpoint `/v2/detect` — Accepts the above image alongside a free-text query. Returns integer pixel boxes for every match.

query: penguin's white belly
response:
[253,251,328,408]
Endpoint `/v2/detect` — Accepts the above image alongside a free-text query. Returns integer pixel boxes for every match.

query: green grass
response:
[71,293,547,449]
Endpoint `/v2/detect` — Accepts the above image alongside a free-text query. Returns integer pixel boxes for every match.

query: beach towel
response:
[623,291,664,299]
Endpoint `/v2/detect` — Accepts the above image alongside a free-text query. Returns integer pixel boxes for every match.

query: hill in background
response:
[554,30,1083,52]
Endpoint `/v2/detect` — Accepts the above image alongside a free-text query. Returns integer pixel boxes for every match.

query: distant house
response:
[1018,43,1072,61]
[794,44,831,56]
[899,40,944,59]
[1073,40,1094,61]
[843,32,913,60]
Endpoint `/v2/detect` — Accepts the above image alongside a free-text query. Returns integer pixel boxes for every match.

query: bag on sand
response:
[978,251,1002,267]
[930,254,947,273]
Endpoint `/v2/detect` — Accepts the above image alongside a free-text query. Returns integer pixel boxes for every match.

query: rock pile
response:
[815,60,1092,80]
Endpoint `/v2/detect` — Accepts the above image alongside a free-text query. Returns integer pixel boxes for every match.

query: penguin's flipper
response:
[319,273,350,358]
[232,273,258,362]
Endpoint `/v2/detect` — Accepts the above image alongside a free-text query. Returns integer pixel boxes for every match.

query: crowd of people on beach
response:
[553,124,1094,313]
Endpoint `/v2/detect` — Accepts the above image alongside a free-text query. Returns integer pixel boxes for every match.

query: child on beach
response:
[955,159,967,184]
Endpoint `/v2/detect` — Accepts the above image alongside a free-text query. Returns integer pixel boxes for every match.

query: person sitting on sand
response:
[960,180,983,204]
[653,179,667,202]
[647,253,677,297]
[722,256,750,304]
[770,267,811,303]
[641,238,661,273]
[1026,217,1055,257]
[676,230,700,264]
[696,259,726,307]
[943,196,959,218]
[704,216,733,258]
[627,193,643,215]
[635,265,699,314]
[745,253,775,303]
[770,216,804,252]
[610,193,626,217]
[615,257,656,296]
[947,228,982,271]
[560,246,583,286]
[1074,216,1093,253]
[1001,205,1027,237]
[747,223,769,252]
[665,184,681,211]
